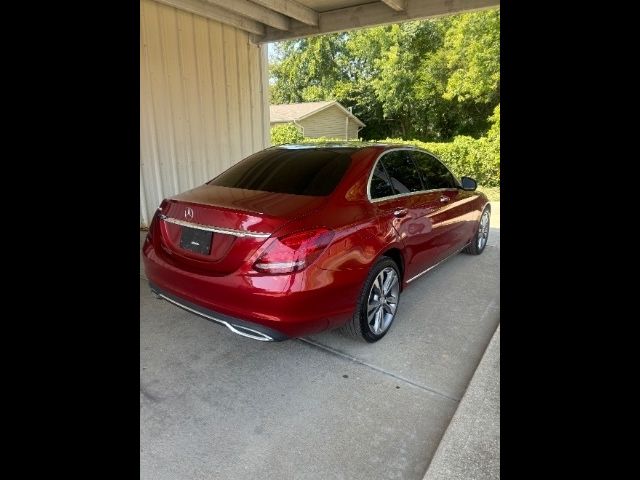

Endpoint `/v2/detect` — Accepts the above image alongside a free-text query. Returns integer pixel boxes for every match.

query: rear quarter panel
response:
[278,146,405,275]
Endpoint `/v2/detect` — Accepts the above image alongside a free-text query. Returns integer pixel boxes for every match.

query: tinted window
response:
[380,151,424,194]
[370,161,394,199]
[411,151,457,190]
[209,148,353,196]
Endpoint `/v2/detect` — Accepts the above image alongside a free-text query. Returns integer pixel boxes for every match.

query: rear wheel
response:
[340,257,401,343]
[464,207,490,255]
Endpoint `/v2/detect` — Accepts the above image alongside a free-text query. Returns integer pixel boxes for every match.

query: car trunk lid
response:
[153,184,326,275]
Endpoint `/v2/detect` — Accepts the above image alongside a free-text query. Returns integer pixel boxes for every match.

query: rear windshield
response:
[208,148,354,196]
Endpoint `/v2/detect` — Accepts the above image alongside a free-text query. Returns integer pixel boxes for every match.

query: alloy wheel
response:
[366,267,400,335]
[478,210,490,250]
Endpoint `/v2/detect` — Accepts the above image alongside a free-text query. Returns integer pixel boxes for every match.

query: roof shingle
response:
[269,100,365,127]
[269,101,334,122]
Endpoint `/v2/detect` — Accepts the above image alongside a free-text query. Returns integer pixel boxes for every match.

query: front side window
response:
[411,151,457,190]
[379,151,424,194]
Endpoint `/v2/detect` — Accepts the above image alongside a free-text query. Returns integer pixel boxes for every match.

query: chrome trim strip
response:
[370,188,456,203]
[156,293,274,342]
[159,214,271,238]
[406,243,471,284]
[366,147,463,203]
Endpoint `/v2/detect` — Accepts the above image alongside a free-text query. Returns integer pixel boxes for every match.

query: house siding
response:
[296,105,361,139]
[140,0,269,227]
[347,122,360,139]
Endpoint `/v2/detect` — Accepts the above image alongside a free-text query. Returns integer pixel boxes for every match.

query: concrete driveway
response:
[140,207,500,480]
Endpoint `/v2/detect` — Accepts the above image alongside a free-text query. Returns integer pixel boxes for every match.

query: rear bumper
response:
[149,283,288,341]
[142,239,366,339]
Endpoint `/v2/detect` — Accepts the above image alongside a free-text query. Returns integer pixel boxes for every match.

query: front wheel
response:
[464,207,490,255]
[340,257,401,343]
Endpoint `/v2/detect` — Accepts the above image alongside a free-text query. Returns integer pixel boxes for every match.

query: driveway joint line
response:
[298,337,460,403]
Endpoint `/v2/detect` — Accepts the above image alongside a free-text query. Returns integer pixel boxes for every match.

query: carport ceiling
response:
[156,0,500,42]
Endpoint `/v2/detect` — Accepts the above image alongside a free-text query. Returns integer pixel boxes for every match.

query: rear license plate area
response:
[180,226,213,255]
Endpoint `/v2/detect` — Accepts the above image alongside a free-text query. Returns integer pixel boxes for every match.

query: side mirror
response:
[461,176,477,191]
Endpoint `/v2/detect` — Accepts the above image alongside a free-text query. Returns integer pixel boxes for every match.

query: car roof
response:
[274,142,417,150]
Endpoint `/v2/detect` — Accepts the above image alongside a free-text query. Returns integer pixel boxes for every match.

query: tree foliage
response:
[387,103,501,186]
[270,123,304,145]
[270,10,500,142]
[441,11,500,103]
[299,102,501,186]
[270,34,348,104]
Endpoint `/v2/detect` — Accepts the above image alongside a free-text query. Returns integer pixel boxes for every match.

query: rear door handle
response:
[394,208,409,218]
[439,195,450,203]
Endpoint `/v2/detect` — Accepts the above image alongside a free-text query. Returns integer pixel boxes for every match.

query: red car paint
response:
[142,144,489,340]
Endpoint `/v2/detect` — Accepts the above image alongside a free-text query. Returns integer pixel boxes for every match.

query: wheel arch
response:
[379,247,405,290]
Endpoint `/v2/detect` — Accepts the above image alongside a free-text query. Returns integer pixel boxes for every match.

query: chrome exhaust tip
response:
[227,323,274,342]
[151,289,275,342]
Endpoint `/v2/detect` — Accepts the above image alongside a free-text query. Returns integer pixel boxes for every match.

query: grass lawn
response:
[477,186,500,202]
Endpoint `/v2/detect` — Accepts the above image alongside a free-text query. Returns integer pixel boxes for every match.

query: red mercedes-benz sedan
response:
[142,143,490,343]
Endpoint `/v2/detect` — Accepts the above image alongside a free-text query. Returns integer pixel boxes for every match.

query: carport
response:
[140,0,500,227]
[140,1,500,479]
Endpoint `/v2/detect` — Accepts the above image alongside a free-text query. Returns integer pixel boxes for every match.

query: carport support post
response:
[345,116,349,140]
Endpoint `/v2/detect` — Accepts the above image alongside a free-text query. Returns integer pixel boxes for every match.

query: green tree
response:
[334,26,390,138]
[269,9,500,142]
[441,10,500,103]
[415,10,499,139]
[371,22,444,139]
[270,123,304,145]
[487,103,500,140]
[270,34,347,104]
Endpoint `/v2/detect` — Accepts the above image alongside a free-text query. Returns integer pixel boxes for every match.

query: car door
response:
[410,150,476,257]
[370,150,451,281]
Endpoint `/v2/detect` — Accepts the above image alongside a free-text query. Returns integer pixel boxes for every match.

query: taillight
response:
[146,200,168,242]
[254,228,335,274]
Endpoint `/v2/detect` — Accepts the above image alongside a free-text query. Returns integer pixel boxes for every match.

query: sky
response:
[267,42,275,62]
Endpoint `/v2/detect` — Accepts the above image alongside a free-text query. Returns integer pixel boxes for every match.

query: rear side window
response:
[411,151,457,190]
[379,151,424,194]
[209,148,354,196]
[370,161,395,199]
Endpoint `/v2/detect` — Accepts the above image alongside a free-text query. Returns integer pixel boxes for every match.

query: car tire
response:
[464,206,491,255]
[340,257,401,343]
